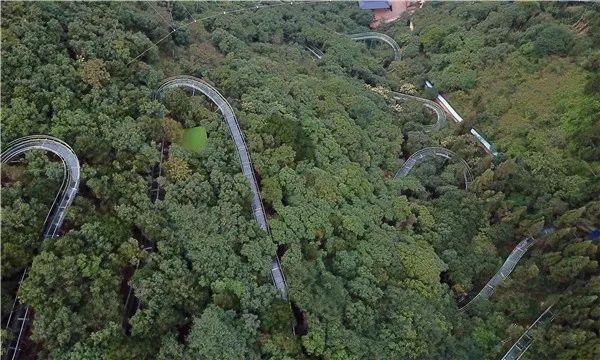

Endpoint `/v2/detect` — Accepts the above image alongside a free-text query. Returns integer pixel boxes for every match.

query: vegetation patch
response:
[181,126,208,153]
[1,2,598,359]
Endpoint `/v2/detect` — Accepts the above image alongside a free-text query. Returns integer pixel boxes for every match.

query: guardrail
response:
[425,80,463,123]
[2,135,80,238]
[1,135,80,360]
[157,76,288,300]
[390,91,447,131]
[424,80,499,157]
[470,128,499,157]
[460,227,555,311]
[394,147,474,189]
[501,305,557,360]
[350,32,401,61]
[305,46,324,60]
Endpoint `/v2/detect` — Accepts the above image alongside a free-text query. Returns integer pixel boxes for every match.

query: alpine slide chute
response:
[0,78,290,357]
[156,75,288,300]
[2,32,557,360]
[394,146,473,188]
[391,91,447,131]
[1,136,80,360]
[2,106,553,360]
[350,31,401,61]
[306,31,401,65]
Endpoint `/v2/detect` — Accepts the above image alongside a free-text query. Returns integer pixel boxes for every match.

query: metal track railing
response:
[394,147,474,189]
[1,135,80,360]
[389,91,447,131]
[460,227,555,311]
[501,305,557,360]
[350,32,401,61]
[157,76,288,299]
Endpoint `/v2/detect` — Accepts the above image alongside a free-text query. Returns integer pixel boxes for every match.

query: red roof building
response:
[358,0,422,28]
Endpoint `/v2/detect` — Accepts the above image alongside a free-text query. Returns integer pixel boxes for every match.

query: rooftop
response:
[358,1,391,10]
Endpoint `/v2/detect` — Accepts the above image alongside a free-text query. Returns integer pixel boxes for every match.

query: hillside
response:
[1,2,598,359]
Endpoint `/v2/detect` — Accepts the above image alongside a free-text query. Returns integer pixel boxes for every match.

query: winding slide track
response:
[146,27,557,358]
[324,32,553,355]
[390,91,447,131]
[394,146,474,189]
[424,80,499,156]
[501,305,557,360]
[156,75,288,299]
[1,22,559,359]
[394,148,555,315]
[459,227,555,311]
[350,32,401,61]
[1,135,80,360]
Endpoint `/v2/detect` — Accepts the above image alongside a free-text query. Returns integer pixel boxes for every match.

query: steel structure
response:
[390,91,447,131]
[305,46,324,60]
[0,6,570,359]
[350,32,401,61]
[1,136,80,237]
[157,75,288,299]
[1,135,80,360]
[394,147,474,189]
[394,146,554,314]
[501,305,557,360]
[460,228,555,311]
[470,128,499,157]
[424,80,499,157]
[304,31,400,64]
[425,80,463,123]
[395,144,557,359]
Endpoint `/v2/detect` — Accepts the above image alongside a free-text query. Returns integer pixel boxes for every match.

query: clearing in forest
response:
[181,126,208,152]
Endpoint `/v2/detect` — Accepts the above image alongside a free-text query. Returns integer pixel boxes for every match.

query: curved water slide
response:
[156,75,288,299]
[389,91,447,131]
[350,32,401,61]
[1,135,80,360]
[460,227,555,311]
[394,147,474,188]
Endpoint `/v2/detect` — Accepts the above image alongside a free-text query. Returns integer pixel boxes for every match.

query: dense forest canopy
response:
[1,1,598,359]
